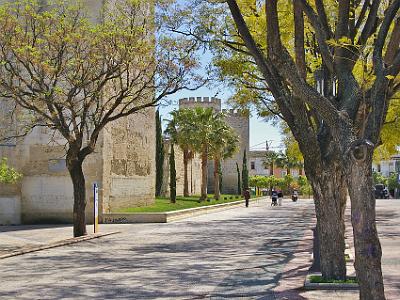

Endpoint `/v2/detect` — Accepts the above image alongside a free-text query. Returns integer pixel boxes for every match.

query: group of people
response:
[242,188,299,207]
[271,189,298,206]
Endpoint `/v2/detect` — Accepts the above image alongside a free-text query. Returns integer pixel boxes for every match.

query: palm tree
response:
[263,151,279,176]
[166,109,197,197]
[209,120,239,200]
[190,107,220,202]
[276,151,301,176]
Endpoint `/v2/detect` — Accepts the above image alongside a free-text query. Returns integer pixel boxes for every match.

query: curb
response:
[0,231,120,260]
[304,273,359,290]
[103,197,266,224]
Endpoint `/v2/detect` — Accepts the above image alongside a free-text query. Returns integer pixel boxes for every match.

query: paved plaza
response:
[0,199,399,299]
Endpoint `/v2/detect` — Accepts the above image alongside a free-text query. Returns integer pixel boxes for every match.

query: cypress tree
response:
[169,143,176,203]
[236,162,241,195]
[242,150,249,191]
[155,109,164,196]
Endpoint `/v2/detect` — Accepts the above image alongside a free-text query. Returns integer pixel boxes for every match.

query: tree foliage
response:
[168,1,400,294]
[0,158,21,184]
[0,0,204,237]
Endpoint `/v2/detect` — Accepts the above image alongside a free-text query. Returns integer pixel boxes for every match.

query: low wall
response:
[0,196,21,225]
[102,198,263,224]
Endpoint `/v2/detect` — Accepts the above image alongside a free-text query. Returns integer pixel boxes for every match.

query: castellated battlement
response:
[179,96,221,104]
[222,109,246,118]
[179,97,222,111]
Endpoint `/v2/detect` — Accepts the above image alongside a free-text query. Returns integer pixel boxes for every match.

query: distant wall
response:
[161,141,202,197]
[0,196,21,225]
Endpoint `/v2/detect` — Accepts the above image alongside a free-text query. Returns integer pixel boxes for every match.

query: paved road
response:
[0,199,398,299]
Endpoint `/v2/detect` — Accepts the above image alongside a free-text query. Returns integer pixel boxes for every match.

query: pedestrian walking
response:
[271,189,278,206]
[244,188,250,207]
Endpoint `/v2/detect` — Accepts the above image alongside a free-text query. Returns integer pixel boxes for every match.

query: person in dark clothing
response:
[244,188,251,207]
[271,190,278,206]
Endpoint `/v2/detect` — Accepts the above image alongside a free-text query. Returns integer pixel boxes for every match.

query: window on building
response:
[251,161,255,170]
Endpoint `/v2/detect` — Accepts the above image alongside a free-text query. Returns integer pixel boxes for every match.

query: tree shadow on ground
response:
[0,205,315,299]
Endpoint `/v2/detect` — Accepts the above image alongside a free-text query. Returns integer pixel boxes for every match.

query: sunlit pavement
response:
[0,198,398,299]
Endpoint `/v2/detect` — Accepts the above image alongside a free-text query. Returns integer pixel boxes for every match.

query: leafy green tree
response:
[250,175,269,195]
[0,1,203,237]
[241,149,249,191]
[373,172,388,186]
[170,1,400,293]
[155,110,164,197]
[222,2,400,295]
[0,158,21,184]
[388,174,400,192]
[169,143,176,204]
[283,174,294,194]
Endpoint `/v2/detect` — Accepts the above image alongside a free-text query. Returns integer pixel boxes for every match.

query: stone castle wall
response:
[221,111,249,194]
[0,1,156,223]
[102,108,156,212]
[0,109,156,223]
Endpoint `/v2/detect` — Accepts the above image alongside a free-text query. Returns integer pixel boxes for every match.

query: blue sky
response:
[158,1,283,151]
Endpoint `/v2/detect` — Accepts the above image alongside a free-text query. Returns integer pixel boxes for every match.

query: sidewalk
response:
[0,224,125,257]
[272,199,400,300]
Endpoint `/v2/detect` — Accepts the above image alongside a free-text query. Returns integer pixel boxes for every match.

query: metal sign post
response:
[93,183,99,233]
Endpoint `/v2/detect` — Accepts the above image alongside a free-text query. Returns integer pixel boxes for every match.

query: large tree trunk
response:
[214,158,220,200]
[310,165,347,280]
[67,152,87,238]
[183,148,189,197]
[347,152,385,300]
[199,145,208,202]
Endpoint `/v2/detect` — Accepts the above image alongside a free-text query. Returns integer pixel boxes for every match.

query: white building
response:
[372,154,400,177]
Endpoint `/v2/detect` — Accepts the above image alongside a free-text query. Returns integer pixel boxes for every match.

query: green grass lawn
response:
[115,194,246,213]
[309,275,358,284]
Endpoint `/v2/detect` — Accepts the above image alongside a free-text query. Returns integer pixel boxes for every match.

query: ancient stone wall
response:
[102,108,156,212]
[0,1,156,222]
